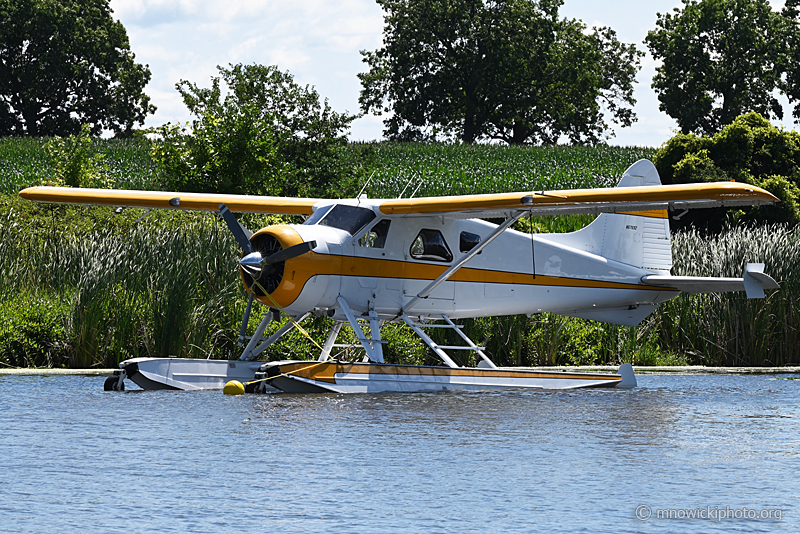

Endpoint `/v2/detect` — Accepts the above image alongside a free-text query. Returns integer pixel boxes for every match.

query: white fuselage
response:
[272,213,676,326]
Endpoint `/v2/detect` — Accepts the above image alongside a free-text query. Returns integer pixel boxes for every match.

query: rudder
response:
[551,160,672,272]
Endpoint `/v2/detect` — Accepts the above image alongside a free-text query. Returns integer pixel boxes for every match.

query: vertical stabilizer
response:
[542,160,672,272]
[598,160,672,272]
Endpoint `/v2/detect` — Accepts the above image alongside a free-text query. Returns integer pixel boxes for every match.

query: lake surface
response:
[1,373,798,533]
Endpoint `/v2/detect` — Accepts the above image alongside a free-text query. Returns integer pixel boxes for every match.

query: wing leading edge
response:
[18,187,320,215]
[377,181,778,218]
[19,180,776,218]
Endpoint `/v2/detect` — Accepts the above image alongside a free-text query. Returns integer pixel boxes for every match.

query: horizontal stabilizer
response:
[743,263,780,298]
[641,263,779,298]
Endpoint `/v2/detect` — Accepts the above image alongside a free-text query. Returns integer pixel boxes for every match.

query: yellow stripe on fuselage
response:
[266,251,672,308]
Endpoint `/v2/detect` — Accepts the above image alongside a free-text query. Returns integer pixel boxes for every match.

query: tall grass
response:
[0,207,247,367]
[649,225,800,366]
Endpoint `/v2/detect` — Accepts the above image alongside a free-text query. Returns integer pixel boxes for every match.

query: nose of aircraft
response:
[239,251,264,276]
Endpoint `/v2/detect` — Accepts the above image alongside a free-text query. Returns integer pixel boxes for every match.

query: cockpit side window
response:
[410,229,453,262]
[314,204,376,235]
[460,231,481,253]
[359,219,391,248]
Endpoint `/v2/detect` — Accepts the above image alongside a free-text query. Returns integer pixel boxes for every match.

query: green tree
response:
[782,0,800,121]
[645,0,796,136]
[654,112,800,233]
[0,0,155,137]
[151,63,358,197]
[44,124,108,188]
[358,0,641,145]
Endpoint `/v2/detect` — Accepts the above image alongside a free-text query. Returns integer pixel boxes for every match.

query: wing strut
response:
[239,312,311,361]
[402,211,526,313]
[337,297,385,363]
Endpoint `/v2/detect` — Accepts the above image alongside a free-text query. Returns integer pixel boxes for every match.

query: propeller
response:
[239,241,317,277]
[219,203,252,254]
[218,203,317,295]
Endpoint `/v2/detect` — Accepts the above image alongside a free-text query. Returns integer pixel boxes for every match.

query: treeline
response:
[5,0,800,145]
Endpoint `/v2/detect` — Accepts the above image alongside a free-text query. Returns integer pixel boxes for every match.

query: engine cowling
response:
[241,225,340,312]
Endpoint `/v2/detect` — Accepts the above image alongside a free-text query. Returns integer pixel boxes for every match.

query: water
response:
[1,374,798,533]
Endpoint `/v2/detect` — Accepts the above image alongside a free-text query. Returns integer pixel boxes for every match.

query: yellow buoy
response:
[223,380,245,396]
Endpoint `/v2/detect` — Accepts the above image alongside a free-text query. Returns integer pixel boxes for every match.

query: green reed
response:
[648,225,800,366]
[0,206,247,367]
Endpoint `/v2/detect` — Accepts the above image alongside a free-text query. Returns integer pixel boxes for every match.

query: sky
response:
[108,0,796,148]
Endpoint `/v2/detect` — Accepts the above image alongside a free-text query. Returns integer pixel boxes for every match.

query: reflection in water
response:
[0,374,797,533]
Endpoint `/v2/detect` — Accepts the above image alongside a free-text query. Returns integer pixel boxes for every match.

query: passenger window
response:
[460,231,481,253]
[359,219,391,248]
[410,229,453,262]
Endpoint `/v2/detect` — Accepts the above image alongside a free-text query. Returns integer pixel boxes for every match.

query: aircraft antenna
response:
[356,171,376,204]
[398,177,415,199]
[409,181,423,199]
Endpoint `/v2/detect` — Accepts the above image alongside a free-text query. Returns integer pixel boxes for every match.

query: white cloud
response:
[111,0,796,146]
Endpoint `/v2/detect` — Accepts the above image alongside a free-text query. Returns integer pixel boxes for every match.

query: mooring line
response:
[242,278,336,386]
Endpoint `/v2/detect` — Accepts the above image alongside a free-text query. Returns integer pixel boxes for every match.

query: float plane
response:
[19,160,780,393]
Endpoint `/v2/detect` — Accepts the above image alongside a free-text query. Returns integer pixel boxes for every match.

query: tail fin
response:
[548,160,672,272]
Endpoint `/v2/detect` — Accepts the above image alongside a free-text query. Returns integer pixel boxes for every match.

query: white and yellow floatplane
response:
[20,160,779,394]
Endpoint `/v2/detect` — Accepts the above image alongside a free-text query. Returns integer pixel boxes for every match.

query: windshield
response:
[303,205,333,226]
[315,204,376,235]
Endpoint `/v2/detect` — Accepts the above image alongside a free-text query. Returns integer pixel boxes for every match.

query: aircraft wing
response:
[377,182,778,218]
[19,180,776,218]
[18,186,320,215]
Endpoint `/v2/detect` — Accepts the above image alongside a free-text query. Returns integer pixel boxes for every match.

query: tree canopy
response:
[0,0,155,137]
[358,0,641,145]
[783,0,800,121]
[645,0,800,136]
[151,64,359,197]
[653,112,800,233]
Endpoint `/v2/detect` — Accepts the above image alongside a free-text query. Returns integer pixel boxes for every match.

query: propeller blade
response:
[219,203,253,254]
[238,238,316,293]
[264,240,317,265]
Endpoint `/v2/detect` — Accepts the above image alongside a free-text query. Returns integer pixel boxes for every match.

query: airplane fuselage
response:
[251,209,678,326]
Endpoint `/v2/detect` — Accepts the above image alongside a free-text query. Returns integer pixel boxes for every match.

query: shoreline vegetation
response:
[1,138,798,369]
